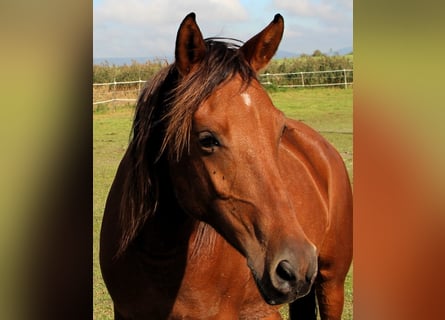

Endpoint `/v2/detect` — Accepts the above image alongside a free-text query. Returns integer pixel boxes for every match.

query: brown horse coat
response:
[100,13,352,320]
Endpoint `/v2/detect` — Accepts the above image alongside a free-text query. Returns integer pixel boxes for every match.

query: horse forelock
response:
[162,39,256,161]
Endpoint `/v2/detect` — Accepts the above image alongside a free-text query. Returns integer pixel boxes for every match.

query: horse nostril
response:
[276,260,296,282]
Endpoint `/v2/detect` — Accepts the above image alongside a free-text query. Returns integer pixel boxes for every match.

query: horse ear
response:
[240,14,284,72]
[175,12,207,76]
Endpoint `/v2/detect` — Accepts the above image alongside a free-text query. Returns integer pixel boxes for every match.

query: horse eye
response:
[198,131,220,152]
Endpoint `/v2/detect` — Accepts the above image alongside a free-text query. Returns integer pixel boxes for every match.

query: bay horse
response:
[100,13,352,320]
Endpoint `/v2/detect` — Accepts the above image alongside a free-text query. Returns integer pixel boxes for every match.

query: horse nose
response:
[272,247,317,298]
[276,260,297,283]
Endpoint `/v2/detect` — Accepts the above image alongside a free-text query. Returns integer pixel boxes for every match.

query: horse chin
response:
[253,273,312,305]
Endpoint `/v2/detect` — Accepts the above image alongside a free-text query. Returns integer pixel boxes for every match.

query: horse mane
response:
[117,39,256,256]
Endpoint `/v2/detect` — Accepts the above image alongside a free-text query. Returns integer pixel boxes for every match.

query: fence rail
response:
[260,69,353,88]
[93,80,145,106]
[93,69,353,106]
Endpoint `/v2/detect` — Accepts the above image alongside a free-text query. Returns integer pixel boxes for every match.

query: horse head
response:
[164,13,318,305]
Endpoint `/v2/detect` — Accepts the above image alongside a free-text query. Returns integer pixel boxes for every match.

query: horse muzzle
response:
[249,242,318,305]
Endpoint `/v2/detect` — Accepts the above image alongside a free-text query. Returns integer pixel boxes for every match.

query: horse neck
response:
[135,179,192,251]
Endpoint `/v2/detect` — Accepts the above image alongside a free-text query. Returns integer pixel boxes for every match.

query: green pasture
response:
[93,87,353,319]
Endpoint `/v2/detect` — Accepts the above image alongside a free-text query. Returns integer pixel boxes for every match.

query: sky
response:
[93,0,352,59]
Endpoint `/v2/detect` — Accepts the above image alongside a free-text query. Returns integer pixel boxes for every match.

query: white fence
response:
[93,80,145,106]
[260,69,353,88]
[93,69,353,106]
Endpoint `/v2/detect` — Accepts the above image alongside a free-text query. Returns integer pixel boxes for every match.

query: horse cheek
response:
[170,160,213,219]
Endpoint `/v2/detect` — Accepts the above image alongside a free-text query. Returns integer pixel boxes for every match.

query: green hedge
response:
[263,54,353,74]
[93,59,168,84]
[93,54,353,85]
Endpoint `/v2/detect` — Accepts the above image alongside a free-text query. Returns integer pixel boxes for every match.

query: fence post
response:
[113,78,117,110]
[343,69,347,89]
[301,72,304,87]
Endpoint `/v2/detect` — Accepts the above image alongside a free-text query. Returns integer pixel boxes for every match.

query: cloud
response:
[273,0,352,23]
[271,0,352,54]
[93,0,352,58]
[94,0,249,57]
[94,0,248,29]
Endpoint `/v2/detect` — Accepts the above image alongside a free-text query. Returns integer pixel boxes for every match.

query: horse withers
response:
[100,13,352,320]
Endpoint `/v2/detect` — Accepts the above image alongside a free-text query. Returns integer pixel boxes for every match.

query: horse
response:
[100,13,352,320]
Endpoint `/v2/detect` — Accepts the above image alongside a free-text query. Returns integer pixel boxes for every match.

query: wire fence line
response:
[93,69,353,107]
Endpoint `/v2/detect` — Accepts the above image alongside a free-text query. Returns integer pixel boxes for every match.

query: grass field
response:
[93,87,353,319]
